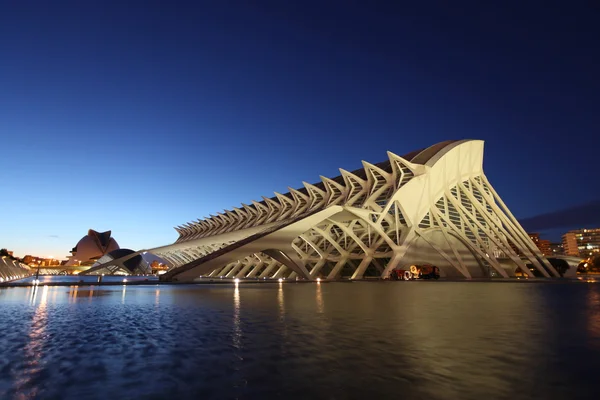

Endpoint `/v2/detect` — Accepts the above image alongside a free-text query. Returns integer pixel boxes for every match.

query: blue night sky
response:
[1,1,598,258]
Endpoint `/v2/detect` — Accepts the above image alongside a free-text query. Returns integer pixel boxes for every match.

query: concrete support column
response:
[226,261,246,278]
[327,257,349,280]
[246,260,267,278]
[350,256,374,280]
[236,261,258,278]
[258,260,279,279]
[381,250,404,279]
[273,265,288,279]
[309,259,326,279]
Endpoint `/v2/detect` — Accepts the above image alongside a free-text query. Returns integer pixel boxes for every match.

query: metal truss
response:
[147,140,561,281]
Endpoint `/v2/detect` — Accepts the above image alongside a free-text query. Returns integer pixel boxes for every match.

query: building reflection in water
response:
[5,280,600,399]
[121,285,126,304]
[388,283,549,399]
[68,285,78,304]
[232,282,241,349]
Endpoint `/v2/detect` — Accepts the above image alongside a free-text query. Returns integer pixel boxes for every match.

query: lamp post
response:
[34,260,40,283]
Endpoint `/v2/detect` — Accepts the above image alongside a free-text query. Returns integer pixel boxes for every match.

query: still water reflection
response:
[1,281,600,399]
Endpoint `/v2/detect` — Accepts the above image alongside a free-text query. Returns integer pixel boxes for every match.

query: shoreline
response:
[0,276,597,288]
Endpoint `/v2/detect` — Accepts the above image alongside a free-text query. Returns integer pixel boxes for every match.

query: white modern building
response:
[65,229,120,266]
[87,140,569,281]
[0,257,30,282]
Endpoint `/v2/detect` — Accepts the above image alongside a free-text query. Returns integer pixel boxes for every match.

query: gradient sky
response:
[1,1,598,258]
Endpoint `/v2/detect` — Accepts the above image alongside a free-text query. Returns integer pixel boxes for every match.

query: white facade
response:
[65,229,120,266]
[0,257,30,282]
[101,140,563,281]
[84,249,154,276]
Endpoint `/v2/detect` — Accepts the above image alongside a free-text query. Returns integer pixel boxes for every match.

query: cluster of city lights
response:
[224,277,324,284]
[0,273,329,285]
[0,272,330,285]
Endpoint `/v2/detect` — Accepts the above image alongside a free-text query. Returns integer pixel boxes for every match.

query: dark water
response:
[1,281,600,400]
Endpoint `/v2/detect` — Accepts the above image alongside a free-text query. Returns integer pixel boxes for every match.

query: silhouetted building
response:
[550,242,564,256]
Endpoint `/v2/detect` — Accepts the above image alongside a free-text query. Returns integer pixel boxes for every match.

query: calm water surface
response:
[1,280,600,399]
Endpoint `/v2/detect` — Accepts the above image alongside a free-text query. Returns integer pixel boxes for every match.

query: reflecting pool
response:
[1,281,600,399]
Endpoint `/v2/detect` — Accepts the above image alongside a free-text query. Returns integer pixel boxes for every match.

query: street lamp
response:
[34,260,41,283]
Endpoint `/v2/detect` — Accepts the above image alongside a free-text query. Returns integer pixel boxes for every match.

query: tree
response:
[0,248,20,262]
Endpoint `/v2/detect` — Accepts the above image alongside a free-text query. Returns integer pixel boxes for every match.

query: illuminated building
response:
[86,140,567,281]
[151,260,169,274]
[528,233,552,256]
[65,229,119,266]
[562,229,600,257]
[22,255,61,267]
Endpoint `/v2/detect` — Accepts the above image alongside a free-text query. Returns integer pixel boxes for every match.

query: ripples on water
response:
[1,281,600,399]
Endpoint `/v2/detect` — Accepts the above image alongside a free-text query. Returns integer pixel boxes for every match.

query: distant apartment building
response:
[22,255,61,267]
[510,233,552,256]
[562,229,600,257]
[528,233,553,256]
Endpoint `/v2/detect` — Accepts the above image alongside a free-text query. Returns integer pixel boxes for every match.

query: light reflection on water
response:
[315,281,324,313]
[15,285,48,399]
[277,281,284,318]
[233,282,241,349]
[0,281,599,399]
[587,288,600,346]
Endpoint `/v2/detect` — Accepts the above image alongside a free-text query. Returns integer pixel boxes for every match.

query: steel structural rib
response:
[140,140,562,281]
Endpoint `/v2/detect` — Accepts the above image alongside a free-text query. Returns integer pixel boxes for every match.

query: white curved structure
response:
[84,249,153,276]
[0,257,30,282]
[115,140,562,281]
[65,229,120,266]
